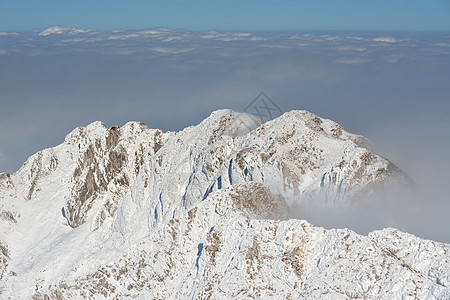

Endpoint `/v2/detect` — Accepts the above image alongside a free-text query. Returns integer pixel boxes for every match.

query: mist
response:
[293,180,450,243]
[0,29,449,242]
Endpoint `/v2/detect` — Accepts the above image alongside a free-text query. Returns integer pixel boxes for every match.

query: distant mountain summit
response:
[0,109,448,299]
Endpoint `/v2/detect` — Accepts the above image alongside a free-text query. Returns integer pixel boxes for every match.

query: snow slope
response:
[0,109,447,299]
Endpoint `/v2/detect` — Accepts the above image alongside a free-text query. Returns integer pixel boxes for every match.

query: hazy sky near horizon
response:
[1,29,448,175]
[1,0,450,32]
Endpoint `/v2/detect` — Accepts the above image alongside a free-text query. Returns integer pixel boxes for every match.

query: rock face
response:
[0,109,448,299]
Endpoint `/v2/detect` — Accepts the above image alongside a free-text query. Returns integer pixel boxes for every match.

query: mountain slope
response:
[0,109,447,299]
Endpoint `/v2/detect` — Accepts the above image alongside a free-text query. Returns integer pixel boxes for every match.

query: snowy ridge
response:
[0,109,448,299]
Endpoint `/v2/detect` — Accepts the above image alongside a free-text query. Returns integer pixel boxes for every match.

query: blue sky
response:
[1,0,449,31]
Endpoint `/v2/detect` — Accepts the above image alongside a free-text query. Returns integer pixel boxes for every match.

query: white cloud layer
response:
[374,36,397,43]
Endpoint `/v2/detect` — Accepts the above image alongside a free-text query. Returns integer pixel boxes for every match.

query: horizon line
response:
[2,25,450,34]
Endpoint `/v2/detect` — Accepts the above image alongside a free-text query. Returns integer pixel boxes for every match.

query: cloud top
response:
[39,25,95,36]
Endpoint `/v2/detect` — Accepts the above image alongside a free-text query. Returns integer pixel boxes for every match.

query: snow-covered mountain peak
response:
[198,109,261,142]
[0,109,447,299]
